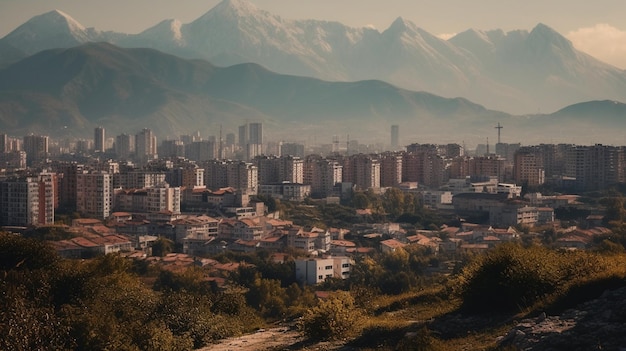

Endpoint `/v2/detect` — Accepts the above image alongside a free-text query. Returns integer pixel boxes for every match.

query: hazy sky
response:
[1,0,626,68]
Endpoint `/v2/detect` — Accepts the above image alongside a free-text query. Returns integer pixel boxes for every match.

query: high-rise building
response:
[115,134,133,160]
[76,171,112,219]
[0,134,7,153]
[513,147,545,186]
[227,161,258,195]
[23,134,49,166]
[391,125,399,149]
[203,160,258,195]
[303,156,342,198]
[94,127,105,153]
[135,128,157,164]
[238,124,248,148]
[239,122,263,160]
[564,144,624,191]
[380,152,403,187]
[0,172,55,226]
[281,142,305,158]
[225,133,235,147]
[342,154,380,190]
[248,123,263,145]
[146,182,181,214]
[185,140,216,162]
[160,140,185,158]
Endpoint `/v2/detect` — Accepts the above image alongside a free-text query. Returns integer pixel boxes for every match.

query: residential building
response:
[135,128,157,164]
[23,134,48,166]
[259,182,311,201]
[280,142,305,158]
[115,134,133,160]
[513,147,545,186]
[304,155,342,198]
[94,127,105,153]
[76,171,112,219]
[295,256,353,285]
[380,152,403,187]
[0,171,56,226]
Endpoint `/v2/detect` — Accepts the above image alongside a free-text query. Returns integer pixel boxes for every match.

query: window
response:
[325,265,333,270]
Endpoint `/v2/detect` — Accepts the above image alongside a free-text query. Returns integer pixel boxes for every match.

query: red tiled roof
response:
[381,239,406,249]
[331,240,356,247]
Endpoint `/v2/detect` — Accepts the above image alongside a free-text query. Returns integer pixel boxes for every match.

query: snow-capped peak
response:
[49,9,86,32]
[195,0,263,22]
[1,9,94,55]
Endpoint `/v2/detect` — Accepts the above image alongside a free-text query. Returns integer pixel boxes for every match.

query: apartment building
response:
[76,171,112,219]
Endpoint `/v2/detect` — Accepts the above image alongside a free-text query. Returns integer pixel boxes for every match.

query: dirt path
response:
[198,326,304,351]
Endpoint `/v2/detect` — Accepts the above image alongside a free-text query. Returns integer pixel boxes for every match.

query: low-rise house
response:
[295,256,354,285]
[259,234,285,251]
[230,239,261,253]
[258,182,311,201]
[555,235,590,250]
[50,234,133,258]
[232,218,264,241]
[330,240,356,255]
[380,238,407,253]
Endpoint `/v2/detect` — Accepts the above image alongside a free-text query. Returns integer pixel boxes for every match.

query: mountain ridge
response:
[0,43,624,146]
[2,0,625,114]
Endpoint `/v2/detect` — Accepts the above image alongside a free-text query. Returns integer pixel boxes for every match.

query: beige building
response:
[76,171,112,219]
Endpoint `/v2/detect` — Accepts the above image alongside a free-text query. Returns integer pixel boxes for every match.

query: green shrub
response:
[458,243,626,314]
[299,291,363,341]
[459,244,562,312]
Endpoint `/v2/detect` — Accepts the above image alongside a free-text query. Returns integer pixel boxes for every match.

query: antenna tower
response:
[495,123,503,144]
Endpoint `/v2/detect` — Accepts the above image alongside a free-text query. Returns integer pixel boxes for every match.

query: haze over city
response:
[2,0,626,69]
[4,2,626,350]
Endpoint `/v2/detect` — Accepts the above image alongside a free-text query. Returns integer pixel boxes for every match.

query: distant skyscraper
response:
[115,134,133,160]
[135,128,157,163]
[94,126,105,153]
[225,133,235,147]
[281,142,305,158]
[0,134,7,153]
[23,134,49,166]
[238,124,248,148]
[248,123,263,145]
[239,122,263,160]
[391,125,399,149]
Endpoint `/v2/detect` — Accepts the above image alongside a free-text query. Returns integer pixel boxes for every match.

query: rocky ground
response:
[197,326,302,351]
[498,286,626,350]
[199,286,626,351]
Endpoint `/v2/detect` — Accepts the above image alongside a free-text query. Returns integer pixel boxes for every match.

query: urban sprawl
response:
[0,123,621,285]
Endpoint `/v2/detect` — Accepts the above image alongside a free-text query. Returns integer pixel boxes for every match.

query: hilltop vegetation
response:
[2,229,626,350]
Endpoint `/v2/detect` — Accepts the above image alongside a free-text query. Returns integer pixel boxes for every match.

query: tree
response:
[352,192,371,209]
[152,237,174,257]
[0,233,59,271]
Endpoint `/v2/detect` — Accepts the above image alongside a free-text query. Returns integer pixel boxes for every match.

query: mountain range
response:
[1,0,625,115]
[0,42,625,146]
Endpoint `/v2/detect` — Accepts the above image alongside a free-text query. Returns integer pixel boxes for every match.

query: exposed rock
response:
[498,287,626,350]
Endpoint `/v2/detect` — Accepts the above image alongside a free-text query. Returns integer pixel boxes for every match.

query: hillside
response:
[0,42,509,144]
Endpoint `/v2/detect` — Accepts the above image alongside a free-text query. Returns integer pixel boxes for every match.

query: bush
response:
[299,291,363,341]
[458,243,625,314]
[458,244,564,313]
